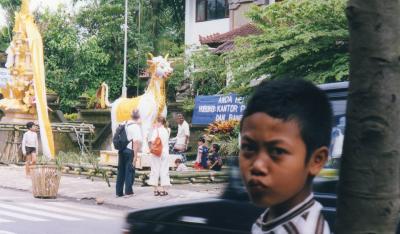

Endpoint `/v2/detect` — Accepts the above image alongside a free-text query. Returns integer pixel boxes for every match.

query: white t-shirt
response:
[252,194,330,234]
[150,126,170,155]
[125,121,142,150]
[176,121,190,145]
[22,130,39,154]
[176,163,188,172]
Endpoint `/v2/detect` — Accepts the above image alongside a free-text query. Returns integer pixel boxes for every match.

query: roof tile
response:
[199,23,262,46]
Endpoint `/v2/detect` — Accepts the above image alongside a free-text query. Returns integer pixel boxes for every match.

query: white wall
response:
[185,0,230,47]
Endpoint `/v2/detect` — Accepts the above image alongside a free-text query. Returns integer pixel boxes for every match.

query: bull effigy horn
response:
[164,54,169,60]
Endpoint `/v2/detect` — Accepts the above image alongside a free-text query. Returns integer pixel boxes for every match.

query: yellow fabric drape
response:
[24,18,55,158]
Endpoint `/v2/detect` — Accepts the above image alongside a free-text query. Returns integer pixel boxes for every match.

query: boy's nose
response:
[250,153,269,176]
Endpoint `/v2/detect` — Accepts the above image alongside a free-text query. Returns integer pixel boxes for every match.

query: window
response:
[196,0,229,22]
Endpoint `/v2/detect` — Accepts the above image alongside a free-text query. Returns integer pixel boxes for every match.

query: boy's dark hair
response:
[26,122,35,130]
[175,158,182,164]
[212,144,220,152]
[198,137,205,143]
[241,79,332,163]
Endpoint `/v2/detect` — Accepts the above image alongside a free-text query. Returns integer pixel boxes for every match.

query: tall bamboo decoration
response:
[0,0,55,159]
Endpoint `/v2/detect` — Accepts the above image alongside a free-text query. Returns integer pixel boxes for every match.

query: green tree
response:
[188,47,227,95]
[166,56,184,101]
[38,8,110,112]
[0,27,11,51]
[75,1,143,99]
[227,0,349,95]
[336,0,400,232]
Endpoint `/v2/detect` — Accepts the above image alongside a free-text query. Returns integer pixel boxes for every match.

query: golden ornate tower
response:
[0,0,37,121]
[0,0,55,158]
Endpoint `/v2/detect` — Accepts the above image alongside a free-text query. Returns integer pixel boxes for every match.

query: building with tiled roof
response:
[185,0,276,53]
[199,23,262,53]
[185,0,273,48]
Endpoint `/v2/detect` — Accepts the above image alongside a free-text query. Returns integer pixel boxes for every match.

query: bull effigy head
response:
[147,53,173,79]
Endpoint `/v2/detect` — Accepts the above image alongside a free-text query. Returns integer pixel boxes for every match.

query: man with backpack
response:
[114,110,142,198]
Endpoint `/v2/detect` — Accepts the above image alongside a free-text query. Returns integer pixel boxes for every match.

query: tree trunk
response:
[336,0,400,233]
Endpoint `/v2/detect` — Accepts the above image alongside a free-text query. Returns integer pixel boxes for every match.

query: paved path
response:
[0,165,225,210]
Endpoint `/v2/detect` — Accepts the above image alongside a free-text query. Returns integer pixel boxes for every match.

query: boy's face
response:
[31,125,38,131]
[176,115,184,124]
[239,113,326,209]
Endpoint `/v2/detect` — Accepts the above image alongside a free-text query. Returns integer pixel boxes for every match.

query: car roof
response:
[318,81,349,91]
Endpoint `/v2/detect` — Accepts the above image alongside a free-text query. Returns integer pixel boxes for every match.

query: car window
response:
[327,100,347,169]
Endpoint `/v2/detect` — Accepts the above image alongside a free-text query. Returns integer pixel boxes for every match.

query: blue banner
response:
[192,94,246,125]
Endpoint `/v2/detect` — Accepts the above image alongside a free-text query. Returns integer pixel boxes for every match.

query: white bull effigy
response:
[99,54,182,168]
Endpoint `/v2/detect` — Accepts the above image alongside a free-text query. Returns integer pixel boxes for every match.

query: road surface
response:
[0,187,128,234]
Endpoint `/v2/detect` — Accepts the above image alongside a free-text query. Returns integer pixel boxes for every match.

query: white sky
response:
[0,0,75,27]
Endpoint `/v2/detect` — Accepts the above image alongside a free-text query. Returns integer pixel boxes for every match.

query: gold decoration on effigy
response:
[0,0,35,115]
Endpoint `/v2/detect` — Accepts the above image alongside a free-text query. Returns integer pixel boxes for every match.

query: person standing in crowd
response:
[195,137,208,169]
[148,116,171,196]
[173,113,190,152]
[116,110,142,198]
[207,143,223,171]
[22,122,38,176]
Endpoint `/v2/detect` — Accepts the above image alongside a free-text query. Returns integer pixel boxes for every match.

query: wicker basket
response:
[30,165,61,199]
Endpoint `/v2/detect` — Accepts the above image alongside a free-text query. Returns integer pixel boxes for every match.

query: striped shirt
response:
[252,194,330,234]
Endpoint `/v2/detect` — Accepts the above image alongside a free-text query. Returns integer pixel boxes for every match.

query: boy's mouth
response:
[247,179,269,193]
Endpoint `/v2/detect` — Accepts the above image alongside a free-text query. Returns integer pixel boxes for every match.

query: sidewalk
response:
[0,164,225,210]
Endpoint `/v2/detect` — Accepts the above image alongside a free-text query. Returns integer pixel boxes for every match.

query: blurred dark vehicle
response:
[122,82,348,234]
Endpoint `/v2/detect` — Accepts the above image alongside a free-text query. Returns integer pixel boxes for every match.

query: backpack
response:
[150,130,163,157]
[113,123,130,151]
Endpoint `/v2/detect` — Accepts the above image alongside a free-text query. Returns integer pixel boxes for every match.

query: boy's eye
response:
[268,147,287,158]
[240,143,257,155]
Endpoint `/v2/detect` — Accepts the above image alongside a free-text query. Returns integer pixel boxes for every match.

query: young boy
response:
[207,144,223,171]
[22,122,39,176]
[239,79,332,234]
[175,158,188,172]
[195,137,208,169]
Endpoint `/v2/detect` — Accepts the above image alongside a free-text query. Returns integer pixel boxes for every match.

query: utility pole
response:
[121,0,128,98]
[136,0,141,96]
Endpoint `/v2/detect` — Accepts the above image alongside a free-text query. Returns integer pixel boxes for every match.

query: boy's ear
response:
[307,146,329,176]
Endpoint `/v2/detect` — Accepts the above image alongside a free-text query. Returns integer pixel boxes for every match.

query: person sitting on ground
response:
[207,143,223,171]
[240,79,331,233]
[173,113,190,153]
[194,137,208,169]
[175,158,188,172]
[22,122,38,176]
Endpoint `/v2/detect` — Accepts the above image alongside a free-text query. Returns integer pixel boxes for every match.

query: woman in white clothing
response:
[148,116,171,196]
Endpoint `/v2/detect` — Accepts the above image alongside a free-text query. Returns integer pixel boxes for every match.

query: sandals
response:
[154,191,169,196]
[159,191,168,196]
